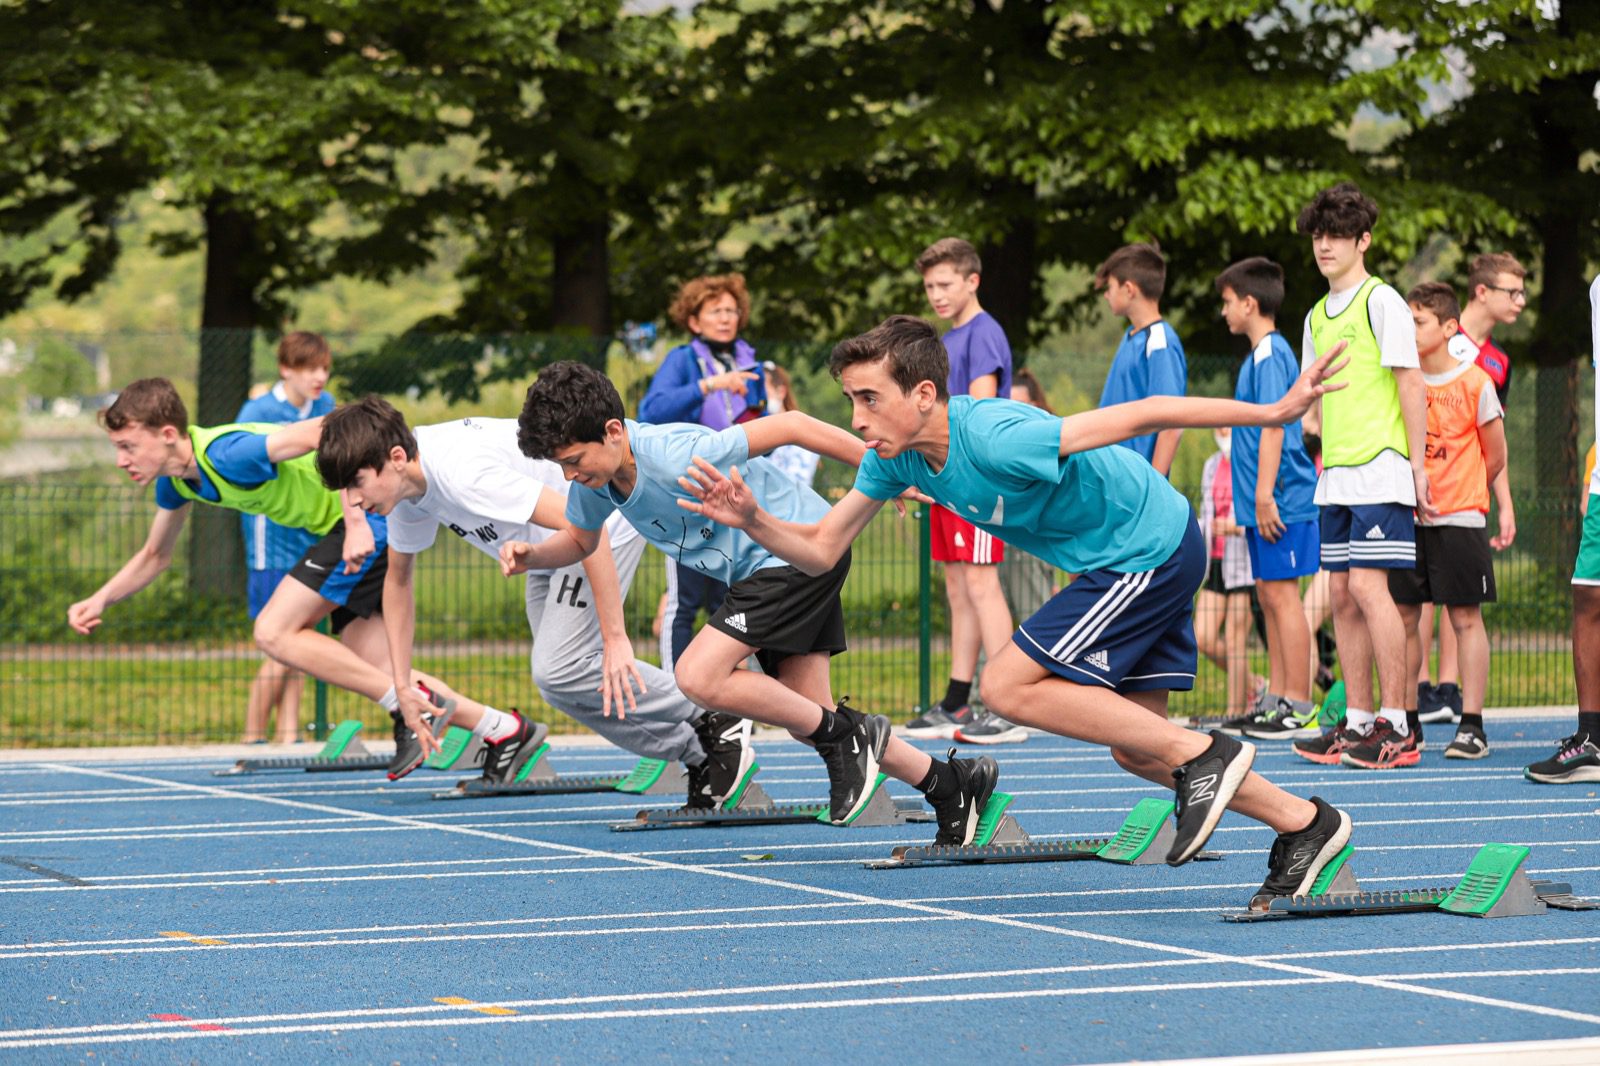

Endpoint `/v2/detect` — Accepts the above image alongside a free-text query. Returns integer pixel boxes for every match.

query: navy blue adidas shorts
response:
[1013,514,1204,693]
[1319,502,1415,571]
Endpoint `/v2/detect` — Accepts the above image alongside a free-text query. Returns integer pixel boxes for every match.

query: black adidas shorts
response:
[706,549,851,675]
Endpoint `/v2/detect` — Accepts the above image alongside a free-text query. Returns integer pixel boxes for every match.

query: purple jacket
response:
[638,338,766,429]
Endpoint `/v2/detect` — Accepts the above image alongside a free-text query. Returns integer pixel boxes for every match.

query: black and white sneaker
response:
[1167,730,1255,866]
[386,687,455,780]
[1524,732,1600,784]
[927,749,1000,846]
[1249,796,1353,910]
[694,710,757,808]
[1243,698,1321,741]
[480,712,543,785]
[816,701,890,824]
[1443,723,1490,760]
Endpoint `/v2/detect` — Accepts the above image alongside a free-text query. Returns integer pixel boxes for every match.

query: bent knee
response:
[253,617,289,659]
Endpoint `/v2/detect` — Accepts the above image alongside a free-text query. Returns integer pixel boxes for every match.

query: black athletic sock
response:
[1406,710,1421,736]
[808,705,853,745]
[1578,711,1600,740]
[1460,713,1484,731]
[940,679,972,714]
[916,757,959,803]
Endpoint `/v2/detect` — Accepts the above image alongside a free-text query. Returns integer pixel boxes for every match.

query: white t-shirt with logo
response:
[385,417,637,565]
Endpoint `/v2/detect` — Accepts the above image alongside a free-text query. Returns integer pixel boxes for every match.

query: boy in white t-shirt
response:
[317,397,745,806]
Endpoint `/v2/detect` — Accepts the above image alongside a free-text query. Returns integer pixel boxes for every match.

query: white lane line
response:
[2,969,1597,1051]
[40,763,1600,1035]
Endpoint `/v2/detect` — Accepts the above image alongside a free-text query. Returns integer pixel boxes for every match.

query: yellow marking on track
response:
[435,996,516,1016]
[159,930,228,946]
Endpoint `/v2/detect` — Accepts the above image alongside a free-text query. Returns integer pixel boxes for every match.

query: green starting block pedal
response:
[435,728,688,800]
[215,720,392,775]
[1223,843,1600,922]
[423,713,487,773]
[864,797,1221,869]
[612,772,933,832]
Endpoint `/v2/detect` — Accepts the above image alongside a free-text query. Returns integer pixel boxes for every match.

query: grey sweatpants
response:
[526,535,707,765]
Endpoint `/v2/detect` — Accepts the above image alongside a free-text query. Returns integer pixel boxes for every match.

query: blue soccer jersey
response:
[1097,321,1187,463]
[566,419,832,586]
[853,397,1191,575]
[236,384,336,570]
[943,311,1012,398]
[1231,332,1318,526]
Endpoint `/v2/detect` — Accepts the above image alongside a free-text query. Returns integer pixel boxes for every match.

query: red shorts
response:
[930,505,1004,564]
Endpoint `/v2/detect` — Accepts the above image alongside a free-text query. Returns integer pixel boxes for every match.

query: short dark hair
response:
[100,378,188,433]
[828,315,950,401]
[915,237,981,278]
[1093,242,1166,302]
[1406,281,1460,325]
[1296,181,1379,239]
[517,361,625,459]
[1214,256,1285,320]
[315,395,417,489]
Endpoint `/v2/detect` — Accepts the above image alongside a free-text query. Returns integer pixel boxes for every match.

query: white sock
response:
[1345,707,1376,732]
[1379,707,1408,736]
[472,707,518,742]
[379,686,400,712]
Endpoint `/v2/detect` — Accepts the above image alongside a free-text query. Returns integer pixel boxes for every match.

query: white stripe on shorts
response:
[1048,569,1153,664]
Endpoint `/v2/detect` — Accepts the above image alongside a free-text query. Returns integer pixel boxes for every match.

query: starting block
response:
[1223,843,1600,922]
[864,796,1218,869]
[611,772,933,832]
[435,732,687,799]
[215,720,391,776]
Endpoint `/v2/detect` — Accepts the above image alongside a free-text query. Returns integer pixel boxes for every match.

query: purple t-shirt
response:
[944,311,1013,397]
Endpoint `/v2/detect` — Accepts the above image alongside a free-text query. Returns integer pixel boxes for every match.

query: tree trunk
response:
[189,197,261,601]
[551,213,612,346]
[977,192,1039,350]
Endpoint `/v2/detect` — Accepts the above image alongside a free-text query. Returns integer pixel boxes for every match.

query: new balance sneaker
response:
[1443,723,1490,760]
[692,710,758,808]
[480,712,543,785]
[1292,723,1368,765]
[1249,796,1353,910]
[386,687,456,780]
[816,702,891,824]
[1338,719,1420,769]
[954,708,1029,745]
[927,748,1001,846]
[1523,732,1600,784]
[1243,698,1321,741]
[902,703,973,740]
[1167,730,1255,866]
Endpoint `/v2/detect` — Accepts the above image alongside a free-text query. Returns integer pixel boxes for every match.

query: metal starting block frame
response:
[864,796,1216,870]
[435,736,686,800]
[611,773,932,832]
[215,720,392,776]
[1223,843,1600,922]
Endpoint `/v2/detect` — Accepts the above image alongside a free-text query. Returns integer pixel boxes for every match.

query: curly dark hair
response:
[829,315,950,401]
[1296,182,1379,239]
[517,361,624,459]
[316,395,417,490]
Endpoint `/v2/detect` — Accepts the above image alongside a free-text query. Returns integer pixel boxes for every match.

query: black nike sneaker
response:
[1249,796,1353,910]
[815,701,890,824]
[386,687,456,781]
[688,710,758,808]
[927,749,1000,846]
[480,712,545,785]
[1166,730,1255,866]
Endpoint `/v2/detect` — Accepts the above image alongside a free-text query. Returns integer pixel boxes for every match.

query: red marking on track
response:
[150,1013,230,1032]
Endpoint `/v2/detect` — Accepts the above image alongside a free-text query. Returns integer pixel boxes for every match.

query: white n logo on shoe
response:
[724,612,747,633]
[1186,771,1219,804]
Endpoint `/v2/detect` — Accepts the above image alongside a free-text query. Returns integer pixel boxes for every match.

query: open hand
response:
[1274,341,1349,422]
[598,634,644,719]
[677,458,759,528]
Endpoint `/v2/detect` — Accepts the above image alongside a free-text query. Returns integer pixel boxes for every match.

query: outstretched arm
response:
[1058,341,1348,458]
[499,521,601,577]
[382,548,442,757]
[67,504,190,634]
[265,417,327,462]
[678,459,886,575]
[741,411,868,467]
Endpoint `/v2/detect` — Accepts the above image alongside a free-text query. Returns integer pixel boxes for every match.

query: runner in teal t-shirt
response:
[680,315,1360,912]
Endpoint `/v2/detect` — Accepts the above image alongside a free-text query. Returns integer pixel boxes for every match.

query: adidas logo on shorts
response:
[1084,649,1111,671]
[1364,524,1385,540]
[724,612,748,633]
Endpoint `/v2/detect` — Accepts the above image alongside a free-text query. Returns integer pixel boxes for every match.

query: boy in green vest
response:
[67,378,525,779]
[1288,183,1434,771]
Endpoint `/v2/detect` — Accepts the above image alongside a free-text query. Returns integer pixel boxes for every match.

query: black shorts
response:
[287,520,388,634]
[707,549,851,675]
[1388,525,1496,606]
[1202,559,1228,595]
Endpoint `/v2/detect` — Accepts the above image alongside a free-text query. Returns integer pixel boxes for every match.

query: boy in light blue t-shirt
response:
[1095,242,1187,476]
[680,315,1356,911]
[506,361,1004,846]
[1213,258,1322,741]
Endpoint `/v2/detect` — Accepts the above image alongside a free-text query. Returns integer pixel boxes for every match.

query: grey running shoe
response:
[955,708,1029,745]
[902,703,973,740]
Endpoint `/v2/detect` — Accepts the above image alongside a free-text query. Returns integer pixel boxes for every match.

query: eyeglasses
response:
[1485,284,1527,302]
